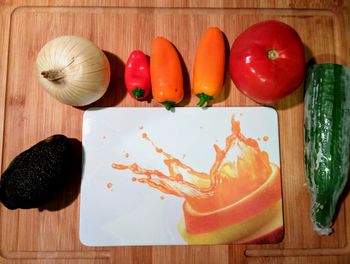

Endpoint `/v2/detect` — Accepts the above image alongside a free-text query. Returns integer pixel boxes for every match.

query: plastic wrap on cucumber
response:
[304,63,350,235]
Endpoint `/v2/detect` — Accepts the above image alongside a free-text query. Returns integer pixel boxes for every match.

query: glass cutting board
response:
[79,107,283,246]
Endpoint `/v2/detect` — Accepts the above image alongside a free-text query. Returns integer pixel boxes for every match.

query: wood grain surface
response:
[0,0,350,263]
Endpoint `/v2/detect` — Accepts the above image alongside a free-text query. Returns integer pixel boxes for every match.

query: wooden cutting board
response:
[0,0,350,263]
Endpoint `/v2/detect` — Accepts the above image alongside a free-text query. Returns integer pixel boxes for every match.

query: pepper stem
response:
[162,101,175,110]
[132,88,145,99]
[197,93,214,107]
[267,49,278,60]
[41,70,65,82]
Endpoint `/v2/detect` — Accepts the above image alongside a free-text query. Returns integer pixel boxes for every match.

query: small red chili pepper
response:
[124,50,151,100]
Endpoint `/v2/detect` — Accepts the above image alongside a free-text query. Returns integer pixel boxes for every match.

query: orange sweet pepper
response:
[193,27,226,107]
[150,37,184,110]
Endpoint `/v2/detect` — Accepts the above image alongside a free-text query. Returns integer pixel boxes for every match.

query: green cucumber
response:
[304,63,350,235]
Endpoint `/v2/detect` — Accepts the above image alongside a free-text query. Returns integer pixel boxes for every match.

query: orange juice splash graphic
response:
[112,115,282,244]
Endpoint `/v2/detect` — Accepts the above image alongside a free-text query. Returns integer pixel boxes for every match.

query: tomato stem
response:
[267,49,278,60]
[162,101,175,110]
[132,88,145,99]
[197,93,214,107]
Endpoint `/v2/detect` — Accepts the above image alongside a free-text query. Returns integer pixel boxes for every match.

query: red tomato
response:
[229,20,305,103]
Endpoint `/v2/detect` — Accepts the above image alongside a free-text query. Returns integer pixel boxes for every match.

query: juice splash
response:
[112,115,282,243]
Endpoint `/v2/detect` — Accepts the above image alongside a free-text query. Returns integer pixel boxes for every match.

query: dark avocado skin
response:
[0,134,74,209]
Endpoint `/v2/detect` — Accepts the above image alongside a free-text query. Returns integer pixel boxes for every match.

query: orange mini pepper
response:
[193,27,226,107]
[150,37,184,110]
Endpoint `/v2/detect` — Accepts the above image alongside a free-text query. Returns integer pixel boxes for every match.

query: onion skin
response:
[36,35,111,106]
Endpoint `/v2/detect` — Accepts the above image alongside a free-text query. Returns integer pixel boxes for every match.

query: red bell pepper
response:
[124,50,151,100]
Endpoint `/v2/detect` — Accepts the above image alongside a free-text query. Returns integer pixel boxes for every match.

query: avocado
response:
[0,134,75,209]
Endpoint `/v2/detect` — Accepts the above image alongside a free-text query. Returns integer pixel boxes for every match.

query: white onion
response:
[36,35,111,106]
